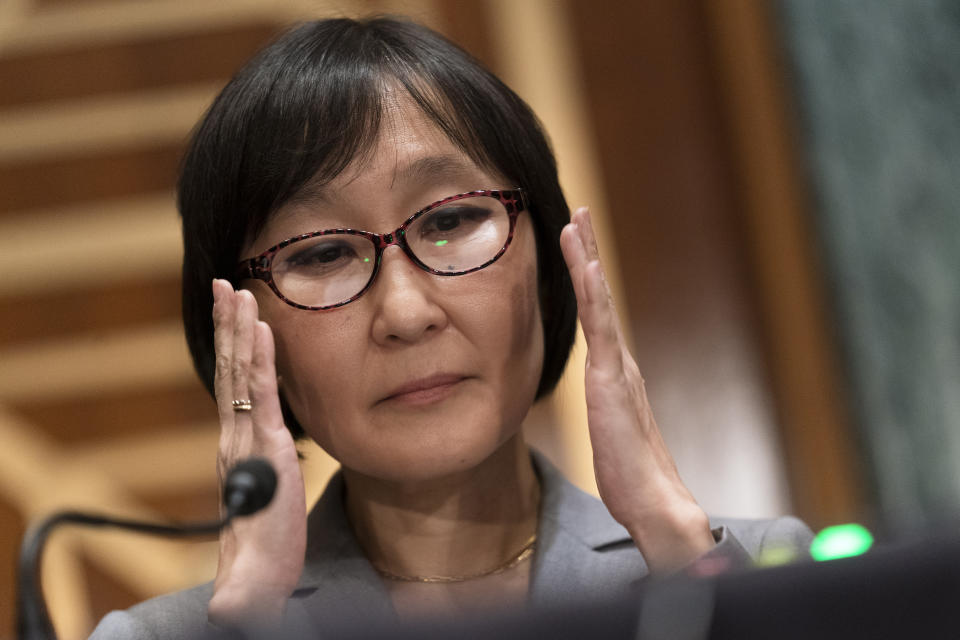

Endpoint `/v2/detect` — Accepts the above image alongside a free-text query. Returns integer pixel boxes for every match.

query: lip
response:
[379,374,468,406]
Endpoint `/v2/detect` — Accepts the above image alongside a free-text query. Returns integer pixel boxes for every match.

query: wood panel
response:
[11,382,216,444]
[0,23,280,107]
[137,487,220,524]
[35,0,126,5]
[703,0,865,527]
[0,277,181,347]
[0,496,25,638]
[80,555,141,631]
[568,0,793,517]
[0,145,182,215]
[0,8,324,638]
[570,2,753,349]
[433,0,497,72]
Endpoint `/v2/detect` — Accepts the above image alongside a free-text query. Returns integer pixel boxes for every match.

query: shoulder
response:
[532,450,812,576]
[711,515,814,559]
[531,451,645,606]
[534,448,812,552]
[89,583,214,640]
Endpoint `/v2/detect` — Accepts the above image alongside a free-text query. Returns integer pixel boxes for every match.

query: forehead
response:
[302,95,489,199]
[253,95,503,248]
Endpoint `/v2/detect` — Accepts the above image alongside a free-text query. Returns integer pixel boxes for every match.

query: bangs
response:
[223,21,500,244]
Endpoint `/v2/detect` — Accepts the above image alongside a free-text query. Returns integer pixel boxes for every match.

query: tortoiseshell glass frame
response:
[236,188,527,310]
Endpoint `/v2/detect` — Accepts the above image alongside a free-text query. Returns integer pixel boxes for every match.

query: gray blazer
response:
[90,452,812,639]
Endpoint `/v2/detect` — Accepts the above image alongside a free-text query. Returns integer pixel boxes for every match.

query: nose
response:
[369,246,448,345]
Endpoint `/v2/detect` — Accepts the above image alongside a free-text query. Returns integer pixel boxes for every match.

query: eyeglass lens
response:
[270,195,512,308]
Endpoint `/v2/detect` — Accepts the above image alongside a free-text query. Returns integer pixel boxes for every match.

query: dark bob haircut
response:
[179,17,577,438]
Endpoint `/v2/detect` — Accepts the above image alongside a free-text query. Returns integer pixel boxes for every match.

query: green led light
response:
[756,544,799,568]
[363,257,370,263]
[810,523,874,561]
[435,240,448,247]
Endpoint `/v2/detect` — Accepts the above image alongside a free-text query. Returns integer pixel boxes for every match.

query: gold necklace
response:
[373,533,537,583]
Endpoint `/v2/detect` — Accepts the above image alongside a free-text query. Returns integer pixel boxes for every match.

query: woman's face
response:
[243,95,544,482]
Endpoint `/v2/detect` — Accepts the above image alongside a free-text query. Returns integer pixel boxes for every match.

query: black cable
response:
[16,458,276,640]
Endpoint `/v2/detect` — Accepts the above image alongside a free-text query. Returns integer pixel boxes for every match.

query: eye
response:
[288,242,355,266]
[277,237,369,278]
[417,205,494,239]
[431,211,465,232]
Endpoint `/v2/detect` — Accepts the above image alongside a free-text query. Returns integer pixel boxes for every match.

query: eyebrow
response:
[277,153,486,231]
[289,154,479,205]
[393,153,479,187]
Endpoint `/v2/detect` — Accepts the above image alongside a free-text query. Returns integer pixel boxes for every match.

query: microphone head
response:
[223,458,277,517]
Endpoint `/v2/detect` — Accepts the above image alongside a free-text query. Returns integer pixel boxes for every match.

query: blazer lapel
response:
[285,451,648,627]
[286,472,396,631]
[529,451,648,608]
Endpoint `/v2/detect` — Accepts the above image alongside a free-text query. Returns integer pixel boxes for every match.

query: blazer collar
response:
[529,450,642,607]
[289,472,394,627]
[531,449,632,550]
[288,449,639,621]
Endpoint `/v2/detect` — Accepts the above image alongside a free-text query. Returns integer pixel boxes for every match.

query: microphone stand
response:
[16,458,276,640]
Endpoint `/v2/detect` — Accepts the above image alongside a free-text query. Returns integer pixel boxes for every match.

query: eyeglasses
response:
[236,188,527,310]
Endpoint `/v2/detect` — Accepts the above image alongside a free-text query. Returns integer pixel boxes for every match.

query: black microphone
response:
[16,457,277,640]
[224,458,277,516]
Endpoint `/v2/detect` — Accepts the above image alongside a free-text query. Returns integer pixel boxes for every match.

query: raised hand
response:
[207,279,306,627]
[559,208,714,572]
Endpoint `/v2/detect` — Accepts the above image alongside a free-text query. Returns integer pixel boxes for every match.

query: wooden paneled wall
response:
[0,4,289,637]
[0,1,863,638]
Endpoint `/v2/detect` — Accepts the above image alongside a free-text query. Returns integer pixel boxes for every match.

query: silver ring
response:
[232,399,253,412]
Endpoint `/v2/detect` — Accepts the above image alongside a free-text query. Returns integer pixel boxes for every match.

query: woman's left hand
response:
[560,207,715,573]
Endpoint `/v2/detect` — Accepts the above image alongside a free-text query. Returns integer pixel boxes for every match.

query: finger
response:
[571,206,600,261]
[573,209,622,335]
[562,209,624,372]
[249,320,286,438]
[563,206,613,307]
[561,207,598,300]
[573,207,621,323]
[560,220,590,303]
[581,259,623,373]
[212,279,238,423]
[228,290,258,434]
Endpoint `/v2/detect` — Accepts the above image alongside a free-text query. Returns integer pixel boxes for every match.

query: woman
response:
[92,17,810,639]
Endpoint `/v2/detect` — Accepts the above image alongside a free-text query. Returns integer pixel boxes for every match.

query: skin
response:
[207,95,713,628]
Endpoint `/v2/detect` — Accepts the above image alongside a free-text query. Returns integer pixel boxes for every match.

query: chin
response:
[336,413,518,484]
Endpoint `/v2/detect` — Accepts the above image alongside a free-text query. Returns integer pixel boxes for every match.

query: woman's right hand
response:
[206,279,307,628]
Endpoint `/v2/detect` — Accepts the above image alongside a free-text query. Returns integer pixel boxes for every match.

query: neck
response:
[342,435,540,579]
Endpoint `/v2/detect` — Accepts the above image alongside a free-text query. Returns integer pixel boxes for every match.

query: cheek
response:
[252,288,304,384]
[507,253,544,377]
[251,287,363,444]
[479,227,544,409]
